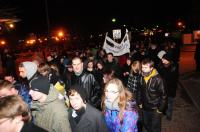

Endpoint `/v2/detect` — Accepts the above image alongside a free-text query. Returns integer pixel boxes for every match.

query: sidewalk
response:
[179,71,200,112]
[162,72,200,132]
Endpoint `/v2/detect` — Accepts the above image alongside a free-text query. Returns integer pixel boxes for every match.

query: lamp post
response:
[44,0,51,46]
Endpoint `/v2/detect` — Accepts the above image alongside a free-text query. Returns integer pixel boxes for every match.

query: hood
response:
[144,68,158,84]
[23,61,37,80]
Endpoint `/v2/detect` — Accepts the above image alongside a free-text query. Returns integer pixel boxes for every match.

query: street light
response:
[8,23,14,29]
[44,0,51,45]
[58,31,64,37]
[112,18,116,23]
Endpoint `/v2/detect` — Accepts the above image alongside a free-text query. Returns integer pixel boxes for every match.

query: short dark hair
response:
[107,52,113,56]
[142,58,154,68]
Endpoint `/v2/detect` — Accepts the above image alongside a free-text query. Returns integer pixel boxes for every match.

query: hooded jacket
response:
[22,61,37,80]
[31,86,71,132]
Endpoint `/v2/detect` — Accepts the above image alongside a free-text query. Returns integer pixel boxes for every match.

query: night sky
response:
[3,0,200,36]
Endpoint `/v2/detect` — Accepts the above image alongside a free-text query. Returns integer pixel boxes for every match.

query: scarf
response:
[104,98,120,111]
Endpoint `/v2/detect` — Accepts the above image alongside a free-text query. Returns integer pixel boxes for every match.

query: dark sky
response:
[5,0,200,36]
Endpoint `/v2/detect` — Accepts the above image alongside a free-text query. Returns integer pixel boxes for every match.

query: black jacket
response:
[69,104,108,132]
[70,70,101,108]
[158,62,179,98]
[139,71,167,112]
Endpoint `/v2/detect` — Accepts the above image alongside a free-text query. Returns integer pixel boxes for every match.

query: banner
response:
[103,29,130,56]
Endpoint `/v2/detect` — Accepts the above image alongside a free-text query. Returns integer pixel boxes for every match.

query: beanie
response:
[68,84,87,102]
[157,50,166,59]
[30,76,50,95]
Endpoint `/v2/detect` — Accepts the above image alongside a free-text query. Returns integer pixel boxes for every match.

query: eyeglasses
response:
[104,90,119,94]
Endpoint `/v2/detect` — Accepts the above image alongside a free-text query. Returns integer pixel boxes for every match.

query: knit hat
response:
[68,84,87,102]
[162,54,172,62]
[157,50,166,59]
[30,76,50,95]
[22,61,37,80]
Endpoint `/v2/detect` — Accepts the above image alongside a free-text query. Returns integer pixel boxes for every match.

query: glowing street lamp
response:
[8,23,14,29]
[0,40,6,45]
[58,31,64,37]
[112,18,116,23]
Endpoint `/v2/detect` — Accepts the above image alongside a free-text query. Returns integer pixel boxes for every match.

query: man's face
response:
[69,92,85,110]
[107,54,113,62]
[72,59,83,74]
[0,88,17,98]
[4,76,14,83]
[142,64,152,74]
[161,58,170,65]
[18,67,27,78]
[29,90,44,101]
[46,56,53,62]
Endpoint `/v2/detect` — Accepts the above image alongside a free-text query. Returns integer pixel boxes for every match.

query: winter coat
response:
[14,82,32,108]
[69,104,108,132]
[139,69,167,112]
[104,102,138,132]
[127,73,142,104]
[31,86,71,132]
[158,62,179,98]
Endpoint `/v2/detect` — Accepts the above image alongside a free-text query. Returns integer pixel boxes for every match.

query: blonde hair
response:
[102,78,133,122]
[130,61,141,75]
[38,63,51,77]
[0,95,31,122]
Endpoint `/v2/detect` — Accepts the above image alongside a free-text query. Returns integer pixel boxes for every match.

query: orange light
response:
[0,40,6,45]
[55,37,59,41]
[58,31,64,37]
[9,23,14,28]
[177,22,182,26]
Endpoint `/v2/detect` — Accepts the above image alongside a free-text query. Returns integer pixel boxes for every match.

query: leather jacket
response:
[139,70,167,112]
[71,70,101,108]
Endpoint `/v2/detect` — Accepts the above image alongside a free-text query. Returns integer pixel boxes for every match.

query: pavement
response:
[179,71,200,112]
[161,71,200,132]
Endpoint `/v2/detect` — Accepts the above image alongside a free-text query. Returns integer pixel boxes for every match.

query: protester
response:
[0,80,31,108]
[70,57,101,108]
[139,58,167,132]
[158,54,179,120]
[29,76,71,132]
[127,61,143,131]
[4,74,31,107]
[0,95,47,132]
[102,78,138,132]
[68,84,108,132]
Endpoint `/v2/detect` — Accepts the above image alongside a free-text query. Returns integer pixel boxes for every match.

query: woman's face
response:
[97,63,103,69]
[87,62,93,69]
[105,83,119,103]
[126,59,131,65]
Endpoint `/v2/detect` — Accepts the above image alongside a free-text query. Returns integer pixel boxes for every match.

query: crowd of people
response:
[0,40,181,132]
